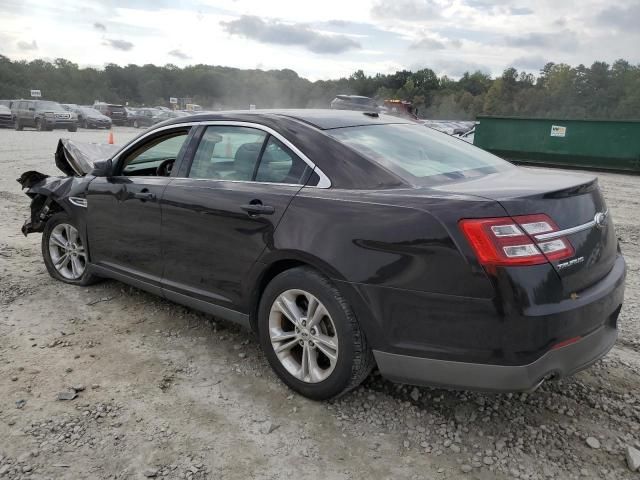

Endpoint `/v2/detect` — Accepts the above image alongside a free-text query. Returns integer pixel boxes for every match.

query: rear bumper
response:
[374,323,617,391]
[368,254,625,391]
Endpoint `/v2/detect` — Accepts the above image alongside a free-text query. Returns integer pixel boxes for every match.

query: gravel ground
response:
[0,126,639,480]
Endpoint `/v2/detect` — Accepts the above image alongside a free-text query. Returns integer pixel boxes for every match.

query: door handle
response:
[241,202,275,216]
[133,189,156,201]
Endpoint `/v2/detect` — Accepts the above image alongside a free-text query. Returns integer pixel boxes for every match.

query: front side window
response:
[327,123,513,185]
[189,126,267,181]
[120,129,190,176]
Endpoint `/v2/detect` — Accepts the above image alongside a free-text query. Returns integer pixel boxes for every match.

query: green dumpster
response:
[474,116,640,173]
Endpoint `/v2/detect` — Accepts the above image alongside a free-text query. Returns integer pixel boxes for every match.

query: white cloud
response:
[0,0,637,80]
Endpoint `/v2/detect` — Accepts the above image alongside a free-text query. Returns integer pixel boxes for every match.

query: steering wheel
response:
[156,158,175,177]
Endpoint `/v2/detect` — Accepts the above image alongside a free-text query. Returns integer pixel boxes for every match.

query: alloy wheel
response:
[269,289,338,383]
[48,223,87,280]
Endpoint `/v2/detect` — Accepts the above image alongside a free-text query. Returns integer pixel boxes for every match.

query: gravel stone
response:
[585,437,600,449]
[626,445,640,472]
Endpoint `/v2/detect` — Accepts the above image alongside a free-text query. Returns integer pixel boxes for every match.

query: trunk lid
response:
[433,167,618,293]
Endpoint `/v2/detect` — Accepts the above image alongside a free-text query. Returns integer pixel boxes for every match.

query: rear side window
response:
[327,124,513,185]
[254,137,312,185]
[189,126,267,181]
[189,126,314,185]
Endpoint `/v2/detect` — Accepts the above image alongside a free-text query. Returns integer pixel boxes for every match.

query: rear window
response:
[327,123,513,185]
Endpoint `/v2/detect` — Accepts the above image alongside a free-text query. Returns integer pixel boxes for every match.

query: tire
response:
[42,212,100,286]
[68,126,77,132]
[258,267,374,400]
[14,118,22,131]
[133,120,139,128]
[82,119,88,129]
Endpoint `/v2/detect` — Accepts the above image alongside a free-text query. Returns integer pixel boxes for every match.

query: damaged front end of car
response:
[17,138,118,236]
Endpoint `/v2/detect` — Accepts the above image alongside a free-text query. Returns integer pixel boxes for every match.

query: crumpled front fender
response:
[16,170,90,236]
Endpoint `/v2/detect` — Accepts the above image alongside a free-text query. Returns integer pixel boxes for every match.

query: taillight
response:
[459,214,574,267]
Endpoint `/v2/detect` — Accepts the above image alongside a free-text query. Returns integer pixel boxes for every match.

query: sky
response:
[0,0,639,80]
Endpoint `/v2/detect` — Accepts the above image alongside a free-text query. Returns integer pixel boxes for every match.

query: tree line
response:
[0,55,638,120]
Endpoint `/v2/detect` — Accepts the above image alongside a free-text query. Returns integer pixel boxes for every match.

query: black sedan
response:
[65,106,112,129]
[17,110,625,400]
[128,107,161,128]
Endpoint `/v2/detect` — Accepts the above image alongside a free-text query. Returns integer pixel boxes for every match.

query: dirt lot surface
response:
[0,126,639,480]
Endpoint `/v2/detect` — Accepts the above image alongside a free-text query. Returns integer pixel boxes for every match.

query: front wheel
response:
[68,126,77,132]
[42,212,99,286]
[258,267,374,400]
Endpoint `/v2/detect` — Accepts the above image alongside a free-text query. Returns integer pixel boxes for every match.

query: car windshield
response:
[327,123,513,185]
[36,101,65,111]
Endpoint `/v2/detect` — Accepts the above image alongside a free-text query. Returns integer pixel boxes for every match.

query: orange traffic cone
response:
[108,131,114,145]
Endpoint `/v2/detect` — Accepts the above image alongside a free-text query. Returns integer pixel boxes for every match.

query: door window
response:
[188,126,267,181]
[254,137,312,185]
[119,129,190,177]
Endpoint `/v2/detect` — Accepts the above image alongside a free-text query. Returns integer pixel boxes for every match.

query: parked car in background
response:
[330,95,379,112]
[0,99,16,109]
[63,105,112,129]
[128,107,161,128]
[0,105,12,128]
[151,110,188,122]
[12,100,77,131]
[17,110,625,400]
[93,102,128,126]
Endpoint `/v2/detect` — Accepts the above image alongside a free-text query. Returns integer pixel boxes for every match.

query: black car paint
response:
[17,110,625,391]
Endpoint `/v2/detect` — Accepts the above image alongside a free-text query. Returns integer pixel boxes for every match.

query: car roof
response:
[160,109,413,130]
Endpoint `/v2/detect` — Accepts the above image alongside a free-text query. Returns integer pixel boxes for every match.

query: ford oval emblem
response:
[594,211,608,229]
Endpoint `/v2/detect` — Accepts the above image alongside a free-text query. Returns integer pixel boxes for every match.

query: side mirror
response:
[91,159,113,177]
[28,107,35,111]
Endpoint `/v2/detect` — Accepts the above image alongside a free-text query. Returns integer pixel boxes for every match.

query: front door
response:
[160,125,314,312]
[86,126,192,289]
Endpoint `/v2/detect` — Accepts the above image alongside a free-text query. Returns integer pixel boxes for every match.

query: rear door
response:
[160,124,314,312]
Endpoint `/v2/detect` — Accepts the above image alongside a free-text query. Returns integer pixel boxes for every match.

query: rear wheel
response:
[258,267,374,400]
[42,212,99,286]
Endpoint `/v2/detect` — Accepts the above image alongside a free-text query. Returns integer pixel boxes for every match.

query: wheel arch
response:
[246,251,377,349]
